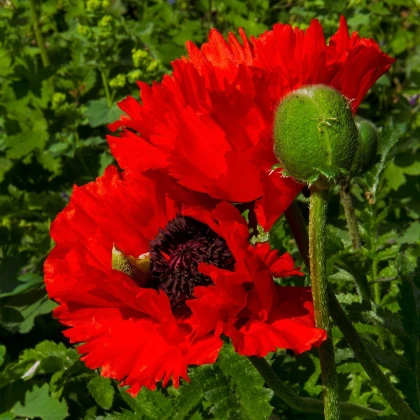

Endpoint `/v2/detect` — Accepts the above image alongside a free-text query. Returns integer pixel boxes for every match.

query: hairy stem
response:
[338,182,372,302]
[340,182,362,250]
[249,356,381,418]
[100,70,112,108]
[29,0,50,67]
[285,200,420,420]
[309,187,341,419]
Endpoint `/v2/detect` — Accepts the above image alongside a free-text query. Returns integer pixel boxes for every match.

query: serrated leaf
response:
[12,383,68,420]
[0,341,78,388]
[88,376,115,410]
[0,273,44,298]
[0,291,57,334]
[303,354,322,397]
[85,98,122,128]
[398,221,420,245]
[210,345,273,420]
[5,129,49,159]
[99,410,139,420]
[172,366,213,420]
[384,162,406,191]
[362,307,405,337]
[337,362,365,374]
[37,151,62,176]
[364,122,405,202]
[122,388,173,420]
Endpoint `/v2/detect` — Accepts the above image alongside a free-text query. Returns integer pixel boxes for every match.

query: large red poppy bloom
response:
[44,166,325,395]
[108,17,394,230]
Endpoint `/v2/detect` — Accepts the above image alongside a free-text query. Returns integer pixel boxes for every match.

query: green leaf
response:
[37,151,62,176]
[384,162,406,191]
[172,368,210,420]
[364,122,405,202]
[121,388,173,420]
[398,221,420,245]
[0,291,57,334]
[88,377,115,410]
[5,129,48,159]
[0,273,44,298]
[303,354,322,397]
[0,158,12,183]
[0,341,78,389]
[12,383,68,420]
[99,410,139,420]
[217,345,273,420]
[98,151,115,175]
[0,345,6,368]
[85,98,122,128]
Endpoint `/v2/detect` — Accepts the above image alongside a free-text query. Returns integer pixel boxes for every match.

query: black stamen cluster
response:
[149,215,235,309]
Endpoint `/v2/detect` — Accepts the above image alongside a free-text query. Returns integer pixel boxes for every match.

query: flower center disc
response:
[149,215,235,309]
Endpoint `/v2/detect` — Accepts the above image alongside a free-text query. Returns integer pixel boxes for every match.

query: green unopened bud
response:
[111,245,150,286]
[127,69,143,83]
[109,73,126,88]
[274,85,359,189]
[86,0,102,12]
[352,117,378,175]
[77,24,91,37]
[132,49,149,68]
[51,92,66,110]
[146,60,158,73]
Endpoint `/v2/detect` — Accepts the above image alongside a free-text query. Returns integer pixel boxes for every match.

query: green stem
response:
[329,290,420,420]
[368,210,381,303]
[249,356,381,418]
[340,182,362,250]
[309,187,341,420]
[285,200,420,420]
[29,0,50,67]
[338,183,372,303]
[100,70,112,108]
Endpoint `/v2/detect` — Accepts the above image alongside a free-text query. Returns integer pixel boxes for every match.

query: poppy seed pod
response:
[273,85,359,188]
[352,118,379,175]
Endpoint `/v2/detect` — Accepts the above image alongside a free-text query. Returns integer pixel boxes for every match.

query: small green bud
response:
[146,60,158,73]
[109,73,126,88]
[132,49,149,68]
[86,0,102,12]
[51,92,66,110]
[274,85,359,188]
[97,15,113,37]
[127,69,143,83]
[77,24,91,37]
[352,117,378,175]
[98,14,112,28]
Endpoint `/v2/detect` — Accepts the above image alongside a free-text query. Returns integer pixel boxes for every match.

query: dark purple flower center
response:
[149,215,235,309]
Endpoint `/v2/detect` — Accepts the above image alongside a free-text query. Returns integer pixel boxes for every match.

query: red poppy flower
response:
[108,16,394,230]
[44,166,325,395]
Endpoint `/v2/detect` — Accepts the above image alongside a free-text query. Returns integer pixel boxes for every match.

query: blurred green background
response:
[0,1,419,419]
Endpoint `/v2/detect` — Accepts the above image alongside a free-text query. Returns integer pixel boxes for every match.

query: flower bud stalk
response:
[309,187,341,420]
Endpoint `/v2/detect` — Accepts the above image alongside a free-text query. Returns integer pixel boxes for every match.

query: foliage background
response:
[0,0,419,419]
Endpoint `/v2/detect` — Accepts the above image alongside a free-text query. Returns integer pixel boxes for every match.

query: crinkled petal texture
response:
[108,16,394,230]
[45,166,325,394]
[44,166,222,395]
[182,203,326,356]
